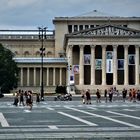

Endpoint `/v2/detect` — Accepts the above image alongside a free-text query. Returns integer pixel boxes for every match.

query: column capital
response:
[90,45,96,48]
[124,45,129,48]
[101,45,107,49]
[113,45,118,49]
[79,45,84,49]
[68,45,73,49]
[135,45,140,48]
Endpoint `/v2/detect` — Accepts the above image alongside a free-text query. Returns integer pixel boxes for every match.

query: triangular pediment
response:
[68,24,140,36]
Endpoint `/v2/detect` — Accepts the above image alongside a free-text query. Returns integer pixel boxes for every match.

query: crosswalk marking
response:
[46,107,54,110]
[123,109,135,111]
[65,106,140,128]
[58,111,98,126]
[48,125,58,129]
[0,113,9,127]
[107,111,140,120]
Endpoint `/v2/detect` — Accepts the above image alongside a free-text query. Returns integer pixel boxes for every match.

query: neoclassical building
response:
[0,10,140,93]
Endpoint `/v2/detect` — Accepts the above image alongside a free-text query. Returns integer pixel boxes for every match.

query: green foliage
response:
[0,44,18,93]
[55,85,67,94]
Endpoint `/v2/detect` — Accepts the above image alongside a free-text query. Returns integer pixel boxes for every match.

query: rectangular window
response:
[74,25,78,32]
[68,25,72,33]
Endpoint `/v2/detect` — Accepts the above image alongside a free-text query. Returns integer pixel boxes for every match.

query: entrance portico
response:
[65,25,140,90]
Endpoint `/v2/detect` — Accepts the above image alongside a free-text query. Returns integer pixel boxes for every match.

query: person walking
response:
[122,88,127,102]
[96,89,101,103]
[104,89,108,103]
[85,89,91,104]
[27,91,33,110]
[81,89,85,104]
[19,90,25,106]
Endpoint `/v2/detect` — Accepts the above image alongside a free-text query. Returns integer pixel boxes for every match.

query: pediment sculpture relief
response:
[74,25,140,36]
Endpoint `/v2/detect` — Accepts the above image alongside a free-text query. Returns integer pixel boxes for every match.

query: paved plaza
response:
[0,96,140,139]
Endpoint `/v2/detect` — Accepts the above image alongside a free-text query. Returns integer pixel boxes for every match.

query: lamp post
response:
[38,27,47,101]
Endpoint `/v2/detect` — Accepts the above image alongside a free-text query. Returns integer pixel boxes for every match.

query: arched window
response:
[35,51,40,57]
[24,51,30,57]
[47,51,52,57]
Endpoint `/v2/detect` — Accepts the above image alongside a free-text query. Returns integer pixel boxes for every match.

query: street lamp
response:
[38,27,47,101]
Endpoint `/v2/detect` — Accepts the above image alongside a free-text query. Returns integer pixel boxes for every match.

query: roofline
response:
[53,17,140,23]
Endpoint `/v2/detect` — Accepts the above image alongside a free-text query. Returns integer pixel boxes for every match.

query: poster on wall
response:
[72,65,79,74]
[95,59,102,70]
[84,54,90,65]
[106,59,113,73]
[128,55,135,65]
[70,74,74,85]
[106,51,113,59]
[118,59,124,70]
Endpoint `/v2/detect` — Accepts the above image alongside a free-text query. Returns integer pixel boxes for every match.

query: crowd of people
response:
[13,89,40,110]
[81,87,140,104]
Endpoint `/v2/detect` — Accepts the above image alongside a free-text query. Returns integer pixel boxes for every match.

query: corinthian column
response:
[124,45,128,85]
[90,45,95,85]
[102,45,107,85]
[79,45,84,85]
[113,45,118,85]
[135,45,139,85]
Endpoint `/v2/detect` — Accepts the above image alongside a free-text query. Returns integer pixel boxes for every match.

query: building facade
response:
[0,10,140,93]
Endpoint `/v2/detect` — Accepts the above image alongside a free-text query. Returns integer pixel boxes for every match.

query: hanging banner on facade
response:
[128,55,135,65]
[70,74,74,85]
[72,65,79,74]
[106,51,113,73]
[118,59,124,70]
[106,59,113,73]
[106,51,113,59]
[84,54,90,65]
[95,59,102,70]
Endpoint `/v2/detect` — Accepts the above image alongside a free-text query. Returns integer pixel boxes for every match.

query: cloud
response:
[0,0,139,29]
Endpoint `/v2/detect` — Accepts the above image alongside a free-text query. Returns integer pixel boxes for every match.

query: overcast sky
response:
[0,0,140,30]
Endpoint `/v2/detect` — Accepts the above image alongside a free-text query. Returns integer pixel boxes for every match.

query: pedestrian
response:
[132,88,136,102]
[96,89,101,103]
[104,89,108,103]
[81,89,85,104]
[27,90,33,110]
[122,88,127,102]
[137,90,140,101]
[108,89,113,102]
[85,89,91,104]
[19,90,25,106]
[13,91,19,106]
[36,93,40,103]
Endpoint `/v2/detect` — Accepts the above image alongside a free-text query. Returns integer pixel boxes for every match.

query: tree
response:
[0,44,18,93]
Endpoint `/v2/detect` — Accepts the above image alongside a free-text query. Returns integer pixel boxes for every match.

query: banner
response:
[106,59,113,73]
[95,59,102,70]
[70,74,74,85]
[84,54,90,65]
[128,55,135,65]
[72,65,79,74]
[118,59,124,70]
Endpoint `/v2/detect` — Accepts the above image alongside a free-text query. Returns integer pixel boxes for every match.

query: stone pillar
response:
[68,45,73,66]
[59,68,62,85]
[27,68,30,86]
[135,45,139,85]
[102,45,106,85]
[47,68,49,86]
[53,68,55,86]
[34,67,36,86]
[124,45,129,85]
[79,45,84,85]
[20,68,23,86]
[113,45,118,85]
[90,45,95,85]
